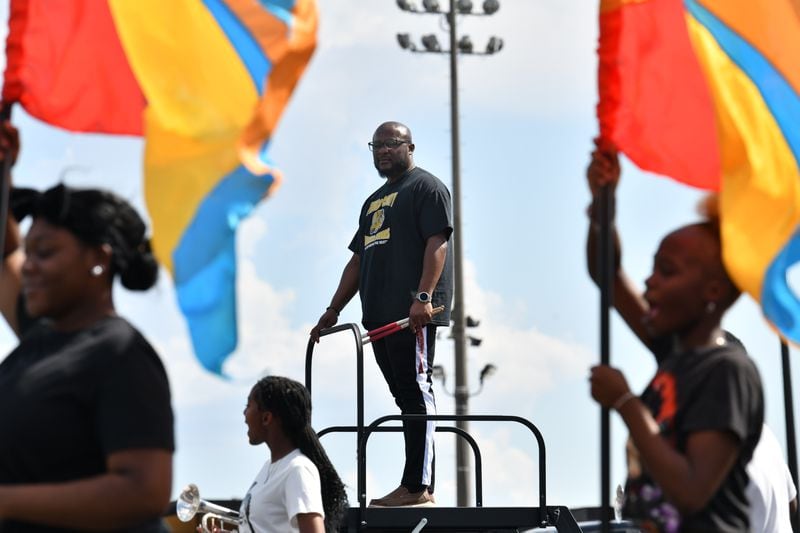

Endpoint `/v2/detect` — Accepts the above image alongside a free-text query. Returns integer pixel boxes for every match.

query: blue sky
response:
[0,0,797,512]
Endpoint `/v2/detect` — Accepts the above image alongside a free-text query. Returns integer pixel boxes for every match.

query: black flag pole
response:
[0,103,15,279]
[780,340,800,532]
[598,184,613,533]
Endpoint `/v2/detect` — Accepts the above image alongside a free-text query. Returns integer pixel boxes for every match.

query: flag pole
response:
[598,184,613,533]
[0,103,15,279]
[781,340,800,532]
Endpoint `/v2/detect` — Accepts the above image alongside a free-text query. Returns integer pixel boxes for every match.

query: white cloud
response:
[435,260,593,412]
[471,427,540,506]
[317,3,396,50]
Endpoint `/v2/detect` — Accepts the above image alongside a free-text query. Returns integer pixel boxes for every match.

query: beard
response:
[375,159,409,178]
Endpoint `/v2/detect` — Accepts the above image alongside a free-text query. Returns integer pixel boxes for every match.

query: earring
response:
[90,265,104,277]
[705,301,717,314]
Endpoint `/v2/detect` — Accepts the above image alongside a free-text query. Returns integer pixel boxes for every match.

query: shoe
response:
[368,485,405,506]
[369,486,435,507]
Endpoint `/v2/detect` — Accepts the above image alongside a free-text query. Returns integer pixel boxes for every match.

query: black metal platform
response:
[309,324,627,532]
[344,505,584,532]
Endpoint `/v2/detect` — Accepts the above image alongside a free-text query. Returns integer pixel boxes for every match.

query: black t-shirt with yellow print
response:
[349,166,453,326]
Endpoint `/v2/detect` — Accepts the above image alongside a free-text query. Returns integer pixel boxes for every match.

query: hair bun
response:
[697,193,720,224]
[119,240,159,291]
[9,187,40,221]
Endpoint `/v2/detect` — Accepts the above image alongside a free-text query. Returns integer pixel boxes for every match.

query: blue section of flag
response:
[176,242,237,375]
[763,231,800,342]
[173,164,275,374]
[202,0,271,94]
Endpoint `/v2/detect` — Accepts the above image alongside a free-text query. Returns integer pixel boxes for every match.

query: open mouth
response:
[642,297,660,325]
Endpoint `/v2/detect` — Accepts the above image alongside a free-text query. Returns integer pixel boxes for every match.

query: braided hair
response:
[251,376,349,532]
[11,184,158,291]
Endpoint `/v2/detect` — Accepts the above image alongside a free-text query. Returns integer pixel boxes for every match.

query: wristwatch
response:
[415,291,432,304]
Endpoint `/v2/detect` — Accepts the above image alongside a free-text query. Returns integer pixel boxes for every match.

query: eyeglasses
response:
[368,138,410,151]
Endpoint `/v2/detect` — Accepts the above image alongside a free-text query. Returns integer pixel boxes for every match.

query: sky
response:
[1,0,798,515]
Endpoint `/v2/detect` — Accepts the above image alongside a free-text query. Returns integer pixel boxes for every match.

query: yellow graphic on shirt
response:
[364,228,391,248]
[366,192,398,215]
[370,209,385,235]
[364,192,397,249]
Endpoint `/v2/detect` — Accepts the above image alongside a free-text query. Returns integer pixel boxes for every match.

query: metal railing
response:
[305,323,551,530]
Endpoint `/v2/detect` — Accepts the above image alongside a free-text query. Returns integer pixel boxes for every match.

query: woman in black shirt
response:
[0,122,174,532]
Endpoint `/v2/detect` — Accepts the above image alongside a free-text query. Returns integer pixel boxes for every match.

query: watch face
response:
[417,292,431,303]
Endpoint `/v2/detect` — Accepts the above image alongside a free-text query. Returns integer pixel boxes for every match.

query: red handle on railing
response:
[361,305,444,345]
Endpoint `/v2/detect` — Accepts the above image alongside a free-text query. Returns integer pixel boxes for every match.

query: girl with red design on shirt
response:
[585,146,763,533]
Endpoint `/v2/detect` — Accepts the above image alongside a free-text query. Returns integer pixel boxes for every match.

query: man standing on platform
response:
[310,121,453,507]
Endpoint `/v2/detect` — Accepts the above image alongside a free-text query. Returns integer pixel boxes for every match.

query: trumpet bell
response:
[176,483,241,533]
[176,483,201,522]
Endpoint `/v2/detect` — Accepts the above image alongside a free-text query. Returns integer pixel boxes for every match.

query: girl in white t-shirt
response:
[240,376,348,533]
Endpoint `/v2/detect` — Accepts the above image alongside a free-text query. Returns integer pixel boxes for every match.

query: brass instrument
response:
[176,483,243,532]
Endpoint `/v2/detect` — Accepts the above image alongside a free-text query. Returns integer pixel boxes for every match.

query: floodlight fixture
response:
[479,363,497,384]
[486,36,504,54]
[397,0,417,12]
[397,33,416,51]
[421,34,442,52]
[422,0,441,12]
[456,0,474,14]
[457,35,474,54]
[482,0,500,15]
[432,363,496,396]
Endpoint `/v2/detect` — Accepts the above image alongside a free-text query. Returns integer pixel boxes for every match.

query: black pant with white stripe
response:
[367,322,437,493]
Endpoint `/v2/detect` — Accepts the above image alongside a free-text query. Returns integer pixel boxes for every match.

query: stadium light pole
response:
[395,0,503,507]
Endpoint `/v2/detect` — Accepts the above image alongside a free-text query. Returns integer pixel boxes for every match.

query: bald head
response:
[374,121,412,142]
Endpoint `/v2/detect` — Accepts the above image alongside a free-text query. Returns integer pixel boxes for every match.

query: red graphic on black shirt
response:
[623,370,682,533]
[650,371,677,444]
